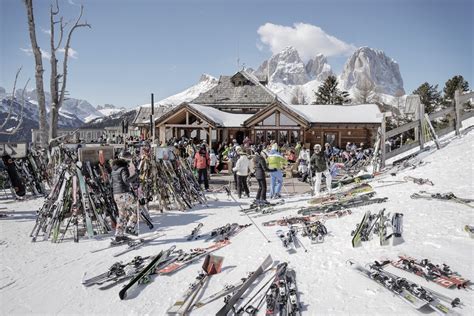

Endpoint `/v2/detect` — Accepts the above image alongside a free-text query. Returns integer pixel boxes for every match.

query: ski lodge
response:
[153,70,383,148]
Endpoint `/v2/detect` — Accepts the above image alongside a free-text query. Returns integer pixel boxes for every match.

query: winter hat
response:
[237,147,244,155]
[271,143,278,150]
[314,144,322,151]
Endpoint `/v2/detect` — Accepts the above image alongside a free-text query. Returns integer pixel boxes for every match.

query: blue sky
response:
[1,0,472,108]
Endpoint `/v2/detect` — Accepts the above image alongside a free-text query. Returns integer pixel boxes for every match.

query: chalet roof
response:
[286,104,382,124]
[188,104,252,127]
[155,103,252,128]
[192,70,278,106]
[132,105,172,125]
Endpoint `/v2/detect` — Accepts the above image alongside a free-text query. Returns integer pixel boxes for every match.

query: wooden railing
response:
[381,90,474,165]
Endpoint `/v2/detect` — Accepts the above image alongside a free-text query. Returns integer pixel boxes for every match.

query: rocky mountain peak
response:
[305,53,333,81]
[340,46,405,95]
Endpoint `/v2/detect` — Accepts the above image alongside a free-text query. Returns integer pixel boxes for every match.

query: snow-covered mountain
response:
[340,46,405,95]
[251,46,404,105]
[14,88,104,123]
[138,74,218,109]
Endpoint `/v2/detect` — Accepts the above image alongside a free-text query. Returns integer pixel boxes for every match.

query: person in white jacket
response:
[232,147,250,198]
[209,149,218,174]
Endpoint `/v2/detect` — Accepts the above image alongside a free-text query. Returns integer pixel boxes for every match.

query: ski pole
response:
[224,186,271,243]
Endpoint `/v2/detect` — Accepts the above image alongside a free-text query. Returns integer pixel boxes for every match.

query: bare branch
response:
[58,4,91,107]
[0,76,30,135]
[0,67,22,130]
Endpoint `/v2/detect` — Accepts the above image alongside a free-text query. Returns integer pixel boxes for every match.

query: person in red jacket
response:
[194,143,210,191]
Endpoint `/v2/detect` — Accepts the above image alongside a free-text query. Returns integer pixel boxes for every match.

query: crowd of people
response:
[163,136,375,208]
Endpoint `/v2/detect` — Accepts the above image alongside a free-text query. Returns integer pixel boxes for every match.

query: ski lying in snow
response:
[187,223,203,241]
[298,195,387,216]
[240,200,285,214]
[389,255,470,289]
[411,191,474,208]
[199,223,251,242]
[265,262,290,315]
[82,255,151,287]
[371,264,462,315]
[403,176,434,186]
[216,255,273,316]
[112,232,165,257]
[118,245,175,300]
[193,276,250,309]
[167,254,224,315]
[262,209,351,227]
[307,183,373,205]
[157,240,230,275]
[348,260,431,310]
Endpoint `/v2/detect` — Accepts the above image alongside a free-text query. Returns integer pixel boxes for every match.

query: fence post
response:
[454,89,461,136]
[418,101,425,150]
[381,113,386,168]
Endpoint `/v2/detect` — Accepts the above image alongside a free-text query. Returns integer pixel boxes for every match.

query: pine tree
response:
[412,82,441,114]
[442,75,469,105]
[313,75,351,105]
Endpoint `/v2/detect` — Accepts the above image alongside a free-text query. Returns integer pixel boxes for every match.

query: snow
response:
[97,108,123,117]
[287,103,382,123]
[188,103,253,127]
[138,74,218,109]
[1,125,473,315]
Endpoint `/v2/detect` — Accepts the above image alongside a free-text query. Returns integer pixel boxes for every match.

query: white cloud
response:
[41,27,51,36]
[20,47,51,60]
[257,22,356,60]
[58,47,78,59]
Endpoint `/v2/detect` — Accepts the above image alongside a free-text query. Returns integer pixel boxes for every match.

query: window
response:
[255,130,264,144]
[266,130,275,142]
[324,132,338,146]
[262,113,276,126]
[280,113,298,126]
[290,131,298,144]
[278,130,288,144]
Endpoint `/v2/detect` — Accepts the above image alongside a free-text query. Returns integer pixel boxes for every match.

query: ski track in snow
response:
[0,128,473,315]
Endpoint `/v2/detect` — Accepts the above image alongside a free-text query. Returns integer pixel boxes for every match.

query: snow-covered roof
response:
[188,103,252,127]
[285,104,382,124]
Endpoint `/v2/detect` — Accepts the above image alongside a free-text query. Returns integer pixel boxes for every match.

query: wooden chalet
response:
[154,70,382,148]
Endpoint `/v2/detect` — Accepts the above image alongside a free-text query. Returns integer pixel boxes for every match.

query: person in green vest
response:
[267,144,287,199]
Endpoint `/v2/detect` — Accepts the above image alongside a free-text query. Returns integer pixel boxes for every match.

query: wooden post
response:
[418,100,425,150]
[381,113,386,168]
[151,93,156,144]
[208,127,212,149]
[454,89,461,136]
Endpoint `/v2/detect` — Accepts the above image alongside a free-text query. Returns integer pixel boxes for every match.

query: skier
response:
[253,144,272,205]
[310,144,332,196]
[111,151,138,242]
[209,149,218,174]
[297,146,310,181]
[232,147,250,198]
[193,144,210,191]
[267,144,287,199]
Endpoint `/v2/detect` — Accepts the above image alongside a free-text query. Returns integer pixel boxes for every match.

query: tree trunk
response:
[49,4,59,140]
[24,0,48,148]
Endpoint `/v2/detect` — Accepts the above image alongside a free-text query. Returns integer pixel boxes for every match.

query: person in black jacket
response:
[111,151,138,242]
[253,145,272,205]
[310,144,332,196]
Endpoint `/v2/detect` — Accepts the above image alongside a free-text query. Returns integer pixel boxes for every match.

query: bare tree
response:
[0,68,30,135]
[24,0,48,147]
[49,0,91,140]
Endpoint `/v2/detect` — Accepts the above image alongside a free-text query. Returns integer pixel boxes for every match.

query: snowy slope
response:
[138,74,218,109]
[0,122,473,315]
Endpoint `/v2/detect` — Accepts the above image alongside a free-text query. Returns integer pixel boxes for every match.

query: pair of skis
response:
[386,255,470,289]
[348,260,462,315]
[411,191,474,208]
[351,209,403,247]
[277,226,308,252]
[262,209,352,227]
[166,254,224,315]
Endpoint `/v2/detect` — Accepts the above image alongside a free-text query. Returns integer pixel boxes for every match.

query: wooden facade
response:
[155,100,381,148]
